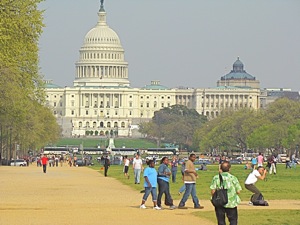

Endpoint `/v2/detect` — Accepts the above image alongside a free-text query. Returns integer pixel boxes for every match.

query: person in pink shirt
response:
[257,153,264,167]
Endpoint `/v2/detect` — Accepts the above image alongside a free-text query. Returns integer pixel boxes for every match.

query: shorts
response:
[124,166,129,173]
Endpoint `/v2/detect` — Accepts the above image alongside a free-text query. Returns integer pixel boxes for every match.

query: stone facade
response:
[45,4,261,137]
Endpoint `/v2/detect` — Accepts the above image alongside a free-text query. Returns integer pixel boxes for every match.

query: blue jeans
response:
[134,169,141,183]
[171,169,177,183]
[179,184,186,193]
[157,179,173,207]
[142,187,157,202]
[178,183,200,207]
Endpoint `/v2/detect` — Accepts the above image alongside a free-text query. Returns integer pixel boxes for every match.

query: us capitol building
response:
[45,2,265,137]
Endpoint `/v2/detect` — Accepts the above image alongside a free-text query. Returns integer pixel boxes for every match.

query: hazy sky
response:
[39,0,300,91]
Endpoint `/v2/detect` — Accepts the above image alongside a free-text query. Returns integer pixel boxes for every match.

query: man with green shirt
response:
[210,161,242,225]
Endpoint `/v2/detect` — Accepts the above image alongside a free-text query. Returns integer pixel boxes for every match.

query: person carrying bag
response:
[210,161,242,225]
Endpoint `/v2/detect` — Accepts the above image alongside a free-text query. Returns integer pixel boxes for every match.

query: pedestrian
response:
[219,155,226,171]
[133,154,143,184]
[210,161,242,225]
[59,155,64,167]
[41,154,48,173]
[285,155,291,169]
[123,155,130,179]
[244,166,267,205]
[178,153,204,209]
[178,161,186,195]
[268,155,276,175]
[104,155,110,177]
[257,153,264,167]
[291,153,297,169]
[157,157,176,210]
[170,156,178,183]
[251,155,257,170]
[140,160,161,210]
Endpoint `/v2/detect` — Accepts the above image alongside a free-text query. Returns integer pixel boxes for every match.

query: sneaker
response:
[169,205,177,210]
[248,201,253,206]
[140,204,146,209]
[153,206,161,210]
[178,205,188,209]
[194,206,204,209]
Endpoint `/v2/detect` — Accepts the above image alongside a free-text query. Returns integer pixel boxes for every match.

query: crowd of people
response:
[113,151,297,224]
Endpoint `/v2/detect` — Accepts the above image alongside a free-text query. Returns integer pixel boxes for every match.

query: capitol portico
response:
[45,2,261,137]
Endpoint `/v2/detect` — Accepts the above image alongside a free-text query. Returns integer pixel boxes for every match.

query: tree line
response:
[139,98,300,156]
[0,0,60,162]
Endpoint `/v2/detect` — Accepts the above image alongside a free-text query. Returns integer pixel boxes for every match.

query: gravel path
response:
[1,166,298,225]
[0,165,213,225]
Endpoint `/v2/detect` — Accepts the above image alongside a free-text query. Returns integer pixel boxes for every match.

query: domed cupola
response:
[217,57,260,89]
[74,0,130,87]
[232,57,244,72]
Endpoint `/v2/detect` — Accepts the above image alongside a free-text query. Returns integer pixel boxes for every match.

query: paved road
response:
[0,165,214,225]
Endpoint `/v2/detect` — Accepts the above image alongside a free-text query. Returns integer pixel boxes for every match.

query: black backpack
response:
[251,193,269,206]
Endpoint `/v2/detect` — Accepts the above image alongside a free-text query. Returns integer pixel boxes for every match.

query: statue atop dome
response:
[99,0,105,12]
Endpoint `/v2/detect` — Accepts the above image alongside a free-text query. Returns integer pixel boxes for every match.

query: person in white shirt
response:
[244,166,267,205]
[123,155,130,179]
[133,154,143,184]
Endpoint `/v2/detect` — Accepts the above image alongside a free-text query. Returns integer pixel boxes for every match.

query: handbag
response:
[211,173,228,207]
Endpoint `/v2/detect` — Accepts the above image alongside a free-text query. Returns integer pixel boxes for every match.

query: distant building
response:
[260,88,300,108]
[45,2,262,137]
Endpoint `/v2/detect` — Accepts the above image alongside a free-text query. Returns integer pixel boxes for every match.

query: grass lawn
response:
[193,209,300,225]
[91,162,300,224]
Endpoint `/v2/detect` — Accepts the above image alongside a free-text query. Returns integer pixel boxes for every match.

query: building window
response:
[71,101,75,106]
[54,102,57,107]
[121,122,125,128]
[129,111,132,116]
[146,103,149,108]
[86,110,89,115]
[129,102,132,107]
[161,103,164,108]
[114,122,118,128]
[115,111,118,115]
[71,110,74,115]
[107,122,111,128]
[79,122,82,128]
[94,110,97,115]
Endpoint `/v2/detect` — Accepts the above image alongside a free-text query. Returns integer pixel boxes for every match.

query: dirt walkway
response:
[0,166,214,225]
[1,166,299,225]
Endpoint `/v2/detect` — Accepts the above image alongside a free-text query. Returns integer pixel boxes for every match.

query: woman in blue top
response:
[157,157,176,209]
[140,160,161,210]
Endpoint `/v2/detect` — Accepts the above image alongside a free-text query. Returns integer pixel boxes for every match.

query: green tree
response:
[0,0,60,158]
[140,105,207,149]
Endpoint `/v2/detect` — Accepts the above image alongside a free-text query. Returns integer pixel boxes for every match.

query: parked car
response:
[194,159,212,165]
[10,159,27,166]
[76,157,94,166]
[229,159,242,164]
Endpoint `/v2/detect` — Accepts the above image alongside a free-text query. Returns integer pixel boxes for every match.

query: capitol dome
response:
[74,2,129,87]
